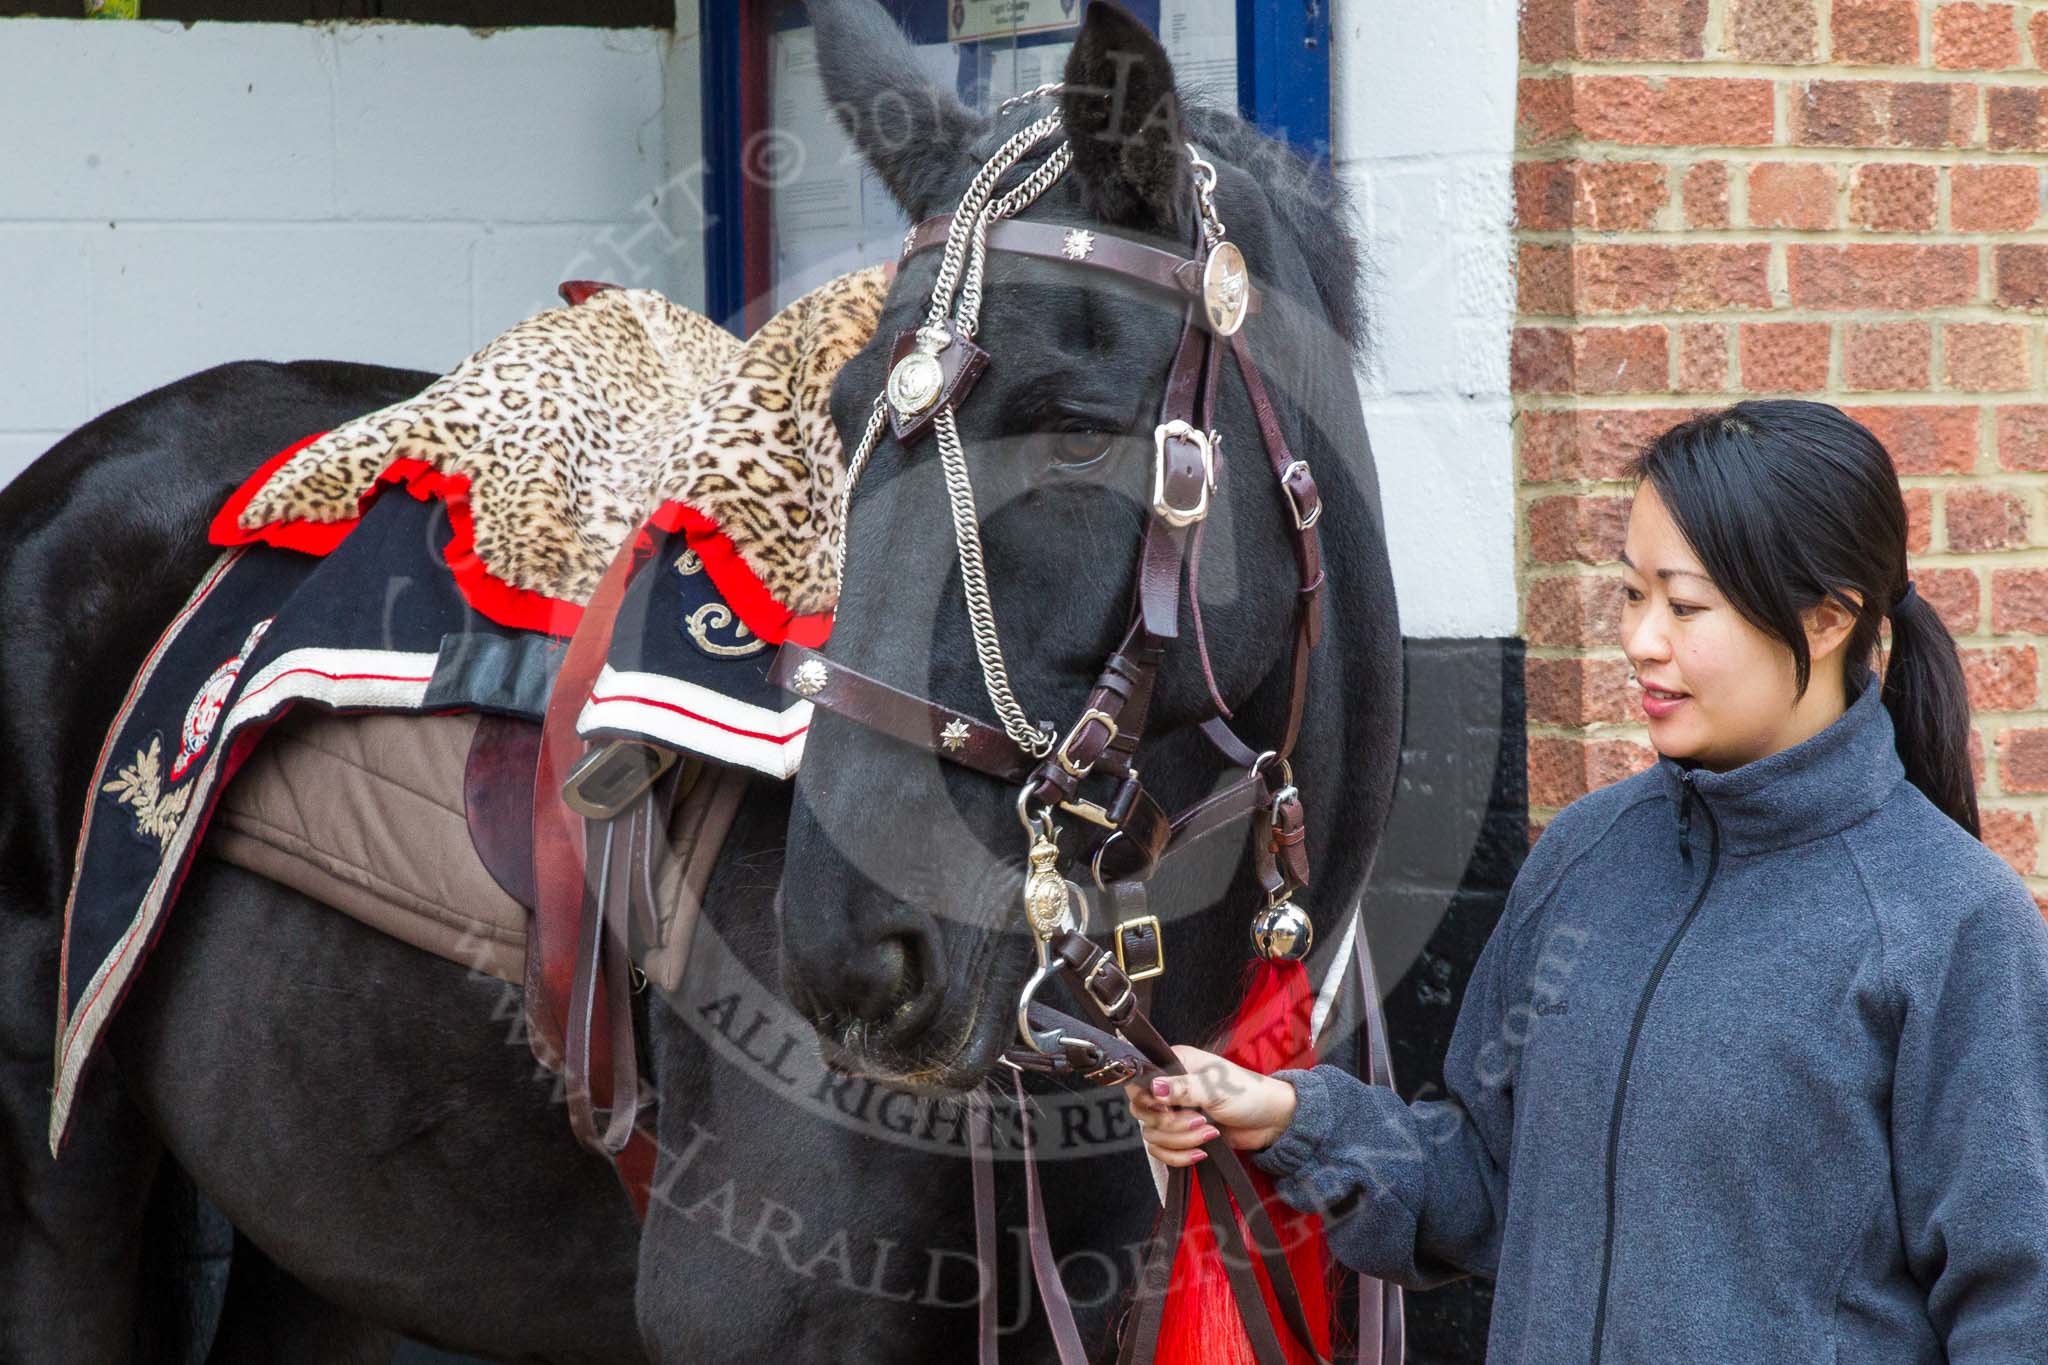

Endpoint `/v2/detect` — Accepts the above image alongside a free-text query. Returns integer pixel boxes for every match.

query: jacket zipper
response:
[1588,776,1722,1365]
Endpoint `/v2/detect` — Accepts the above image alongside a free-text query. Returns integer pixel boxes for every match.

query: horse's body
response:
[0,364,1329,1365]
[1,361,646,1362]
[1,6,1404,1362]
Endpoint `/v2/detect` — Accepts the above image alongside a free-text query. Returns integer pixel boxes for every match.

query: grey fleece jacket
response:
[1254,676,2048,1363]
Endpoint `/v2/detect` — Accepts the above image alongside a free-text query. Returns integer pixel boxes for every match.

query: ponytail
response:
[1632,401,1980,837]
[1882,585,1979,836]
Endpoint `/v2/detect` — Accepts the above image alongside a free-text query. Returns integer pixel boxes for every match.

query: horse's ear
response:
[805,0,988,220]
[1060,2,1190,231]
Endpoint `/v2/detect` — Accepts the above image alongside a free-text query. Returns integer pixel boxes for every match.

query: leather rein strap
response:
[780,207,1337,1365]
[532,537,661,1211]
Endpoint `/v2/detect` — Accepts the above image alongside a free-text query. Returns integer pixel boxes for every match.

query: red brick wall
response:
[1515,0,2048,896]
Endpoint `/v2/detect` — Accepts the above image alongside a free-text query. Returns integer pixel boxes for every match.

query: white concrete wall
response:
[1331,0,1520,639]
[2,5,1521,631]
[0,17,703,487]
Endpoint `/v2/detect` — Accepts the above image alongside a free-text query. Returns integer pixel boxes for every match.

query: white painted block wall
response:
[0,16,705,487]
[1,6,1516,643]
[1331,0,1520,639]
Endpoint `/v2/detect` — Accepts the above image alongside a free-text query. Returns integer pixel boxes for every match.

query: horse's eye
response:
[1050,429,1116,470]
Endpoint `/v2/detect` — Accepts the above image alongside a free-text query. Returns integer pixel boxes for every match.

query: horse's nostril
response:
[871,936,910,1003]
[793,925,940,1047]
[877,931,938,1035]
[859,932,941,1049]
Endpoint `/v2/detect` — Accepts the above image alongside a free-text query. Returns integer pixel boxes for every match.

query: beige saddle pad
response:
[208,709,744,990]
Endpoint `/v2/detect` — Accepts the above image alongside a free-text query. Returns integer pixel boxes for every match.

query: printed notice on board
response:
[950,0,1081,43]
[1160,0,1238,106]
[769,23,961,311]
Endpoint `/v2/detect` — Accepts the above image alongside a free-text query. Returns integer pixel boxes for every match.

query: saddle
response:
[202,271,890,1209]
[50,269,880,1169]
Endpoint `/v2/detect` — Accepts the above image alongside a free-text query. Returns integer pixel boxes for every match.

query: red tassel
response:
[1153,956,1332,1365]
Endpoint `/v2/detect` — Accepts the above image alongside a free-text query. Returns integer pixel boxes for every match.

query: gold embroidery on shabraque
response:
[685,601,768,658]
[102,736,193,851]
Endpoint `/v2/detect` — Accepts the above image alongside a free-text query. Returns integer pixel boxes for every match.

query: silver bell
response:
[1250,900,1314,962]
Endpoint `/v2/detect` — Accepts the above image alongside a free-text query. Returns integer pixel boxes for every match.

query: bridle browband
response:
[763,98,1339,1365]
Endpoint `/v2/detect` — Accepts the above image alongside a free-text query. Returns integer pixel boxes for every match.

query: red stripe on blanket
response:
[587,690,811,745]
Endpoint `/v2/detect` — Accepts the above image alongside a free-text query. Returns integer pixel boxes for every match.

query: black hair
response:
[1629,400,1979,836]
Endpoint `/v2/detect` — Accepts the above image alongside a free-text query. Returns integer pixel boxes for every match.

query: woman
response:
[1129,401,2048,1360]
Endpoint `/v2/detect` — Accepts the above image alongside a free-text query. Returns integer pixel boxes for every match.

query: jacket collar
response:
[1653,672,1904,858]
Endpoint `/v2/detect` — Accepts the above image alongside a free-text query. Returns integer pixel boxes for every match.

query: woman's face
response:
[1618,484,1829,771]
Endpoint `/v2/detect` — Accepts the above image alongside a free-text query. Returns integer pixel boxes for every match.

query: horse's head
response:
[778,0,1394,1089]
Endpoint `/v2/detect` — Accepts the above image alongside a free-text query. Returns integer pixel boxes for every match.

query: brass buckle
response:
[1055,708,1119,779]
[1114,914,1165,983]
[1061,767,1139,832]
[1084,1055,1138,1086]
[1058,797,1118,830]
[561,739,677,820]
[1280,459,1321,530]
[1152,420,1214,528]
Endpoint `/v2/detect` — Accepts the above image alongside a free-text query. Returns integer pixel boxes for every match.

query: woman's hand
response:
[1123,1044,1299,1167]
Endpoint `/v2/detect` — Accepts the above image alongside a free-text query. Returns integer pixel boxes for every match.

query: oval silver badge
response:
[887,350,945,417]
[1203,240,1250,337]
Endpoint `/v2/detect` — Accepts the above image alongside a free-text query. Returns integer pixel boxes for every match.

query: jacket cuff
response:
[1251,1066,1331,1179]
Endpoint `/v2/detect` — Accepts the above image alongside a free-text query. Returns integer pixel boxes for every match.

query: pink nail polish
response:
[1151,1078,1170,1099]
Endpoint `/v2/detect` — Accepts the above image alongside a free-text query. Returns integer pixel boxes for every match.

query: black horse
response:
[0,4,1400,1361]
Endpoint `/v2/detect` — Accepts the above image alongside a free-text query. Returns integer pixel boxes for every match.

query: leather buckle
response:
[1084,1055,1139,1086]
[1270,782,1300,820]
[1280,459,1321,530]
[1114,915,1165,982]
[1055,708,1119,779]
[1152,420,1214,528]
[561,739,677,821]
[1081,955,1136,1020]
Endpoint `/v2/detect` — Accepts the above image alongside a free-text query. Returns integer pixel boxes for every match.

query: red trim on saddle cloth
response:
[209,439,838,647]
[644,499,834,649]
[208,436,585,636]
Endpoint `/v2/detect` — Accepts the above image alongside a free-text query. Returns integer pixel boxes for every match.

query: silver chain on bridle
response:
[834,110,1075,757]
[831,89,1230,761]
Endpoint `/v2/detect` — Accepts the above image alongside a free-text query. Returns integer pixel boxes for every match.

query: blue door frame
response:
[699,0,1331,329]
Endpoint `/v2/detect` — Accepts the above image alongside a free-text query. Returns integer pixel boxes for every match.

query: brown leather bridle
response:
[765,116,1345,1365]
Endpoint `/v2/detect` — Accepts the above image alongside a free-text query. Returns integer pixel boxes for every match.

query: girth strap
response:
[564,785,661,1156]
